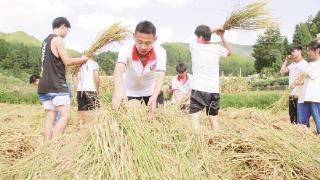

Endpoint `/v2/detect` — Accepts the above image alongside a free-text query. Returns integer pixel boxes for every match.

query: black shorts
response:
[77,91,100,111]
[127,91,164,106]
[189,89,220,116]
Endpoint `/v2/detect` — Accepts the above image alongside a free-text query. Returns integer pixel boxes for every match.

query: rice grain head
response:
[71,22,131,75]
[223,0,277,31]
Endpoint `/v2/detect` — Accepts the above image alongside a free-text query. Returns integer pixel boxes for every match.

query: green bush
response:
[221,91,283,109]
[220,55,256,76]
[0,88,39,104]
[250,77,288,88]
[0,84,283,110]
[0,72,27,85]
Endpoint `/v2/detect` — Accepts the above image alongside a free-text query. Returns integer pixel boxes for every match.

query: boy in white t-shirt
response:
[112,21,167,117]
[170,63,192,104]
[74,59,100,124]
[280,45,308,124]
[295,41,320,134]
[189,25,231,130]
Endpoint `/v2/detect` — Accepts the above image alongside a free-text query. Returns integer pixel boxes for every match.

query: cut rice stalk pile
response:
[0,125,36,167]
[2,105,320,179]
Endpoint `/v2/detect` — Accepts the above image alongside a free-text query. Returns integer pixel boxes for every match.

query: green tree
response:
[253,27,284,73]
[1,51,16,69]
[282,37,290,57]
[293,23,313,48]
[220,54,255,76]
[27,46,41,74]
[12,62,22,77]
[310,11,320,37]
[0,39,10,61]
[161,43,191,75]
[93,51,118,75]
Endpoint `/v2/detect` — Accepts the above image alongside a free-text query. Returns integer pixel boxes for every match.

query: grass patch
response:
[250,77,288,88]
[0,88,39,104]
[221,91,282,109]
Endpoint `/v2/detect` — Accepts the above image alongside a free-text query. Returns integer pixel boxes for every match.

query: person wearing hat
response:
[280,45,308,124]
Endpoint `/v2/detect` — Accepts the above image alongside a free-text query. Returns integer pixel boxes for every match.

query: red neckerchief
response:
[177,74,188,84]
[295,58,302,63]
[198,39,212,44]
[132,45,157,67]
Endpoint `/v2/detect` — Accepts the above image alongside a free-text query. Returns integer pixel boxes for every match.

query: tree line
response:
[253,11,320,75]
[0,11,319,79]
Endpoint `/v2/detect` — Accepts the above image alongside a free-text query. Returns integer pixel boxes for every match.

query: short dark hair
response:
[291,45,303,52]
[29,74,40,84]
[307,41,320,51]
[195,25,211,41]
[176,63,187,74]
[52,17,71,29]
[135,21,156,35]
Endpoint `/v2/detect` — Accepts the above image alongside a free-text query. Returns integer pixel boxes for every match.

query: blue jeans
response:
[297,102,320,134]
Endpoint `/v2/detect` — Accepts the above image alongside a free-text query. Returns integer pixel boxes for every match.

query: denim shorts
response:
[38,93,71,111]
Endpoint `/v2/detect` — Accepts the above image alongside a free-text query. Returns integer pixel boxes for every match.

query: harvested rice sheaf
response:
[2,105,320,179]
[70,23,130,75]
[220,0,276,32]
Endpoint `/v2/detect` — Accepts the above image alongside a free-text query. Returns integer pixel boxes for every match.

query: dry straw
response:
[269,90,290,115]
[71,22,130,75]
[3,104,320,179]
[270,73,307,114]
[221,77,250,93]
[0,125,35,166]
[220,0,276,32]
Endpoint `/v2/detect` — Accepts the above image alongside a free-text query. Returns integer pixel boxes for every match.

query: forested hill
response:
[0,31,41,47]
[228,43,253,58]
[0,31,255,78]
[0,31,83,80]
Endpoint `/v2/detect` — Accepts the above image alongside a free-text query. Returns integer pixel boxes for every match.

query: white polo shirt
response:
[77,59,99,92]
[189,42,228,93]
[171,73,193,94]
[287,59,308,96]
[171,73,193,103]
[117,43,167,97]
[298,59,320,103]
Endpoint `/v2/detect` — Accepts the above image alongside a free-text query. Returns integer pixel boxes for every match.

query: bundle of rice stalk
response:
[269,90,290,114]
[221,77,250,93]
[270,73,307,115]
[6,102,320,179]
[219,0,276,32]
[71,23,130,75]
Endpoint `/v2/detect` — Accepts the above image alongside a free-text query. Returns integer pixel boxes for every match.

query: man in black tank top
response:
[38,17,89,141]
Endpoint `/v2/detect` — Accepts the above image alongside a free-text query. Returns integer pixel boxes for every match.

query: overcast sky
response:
[0,0,319,51]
